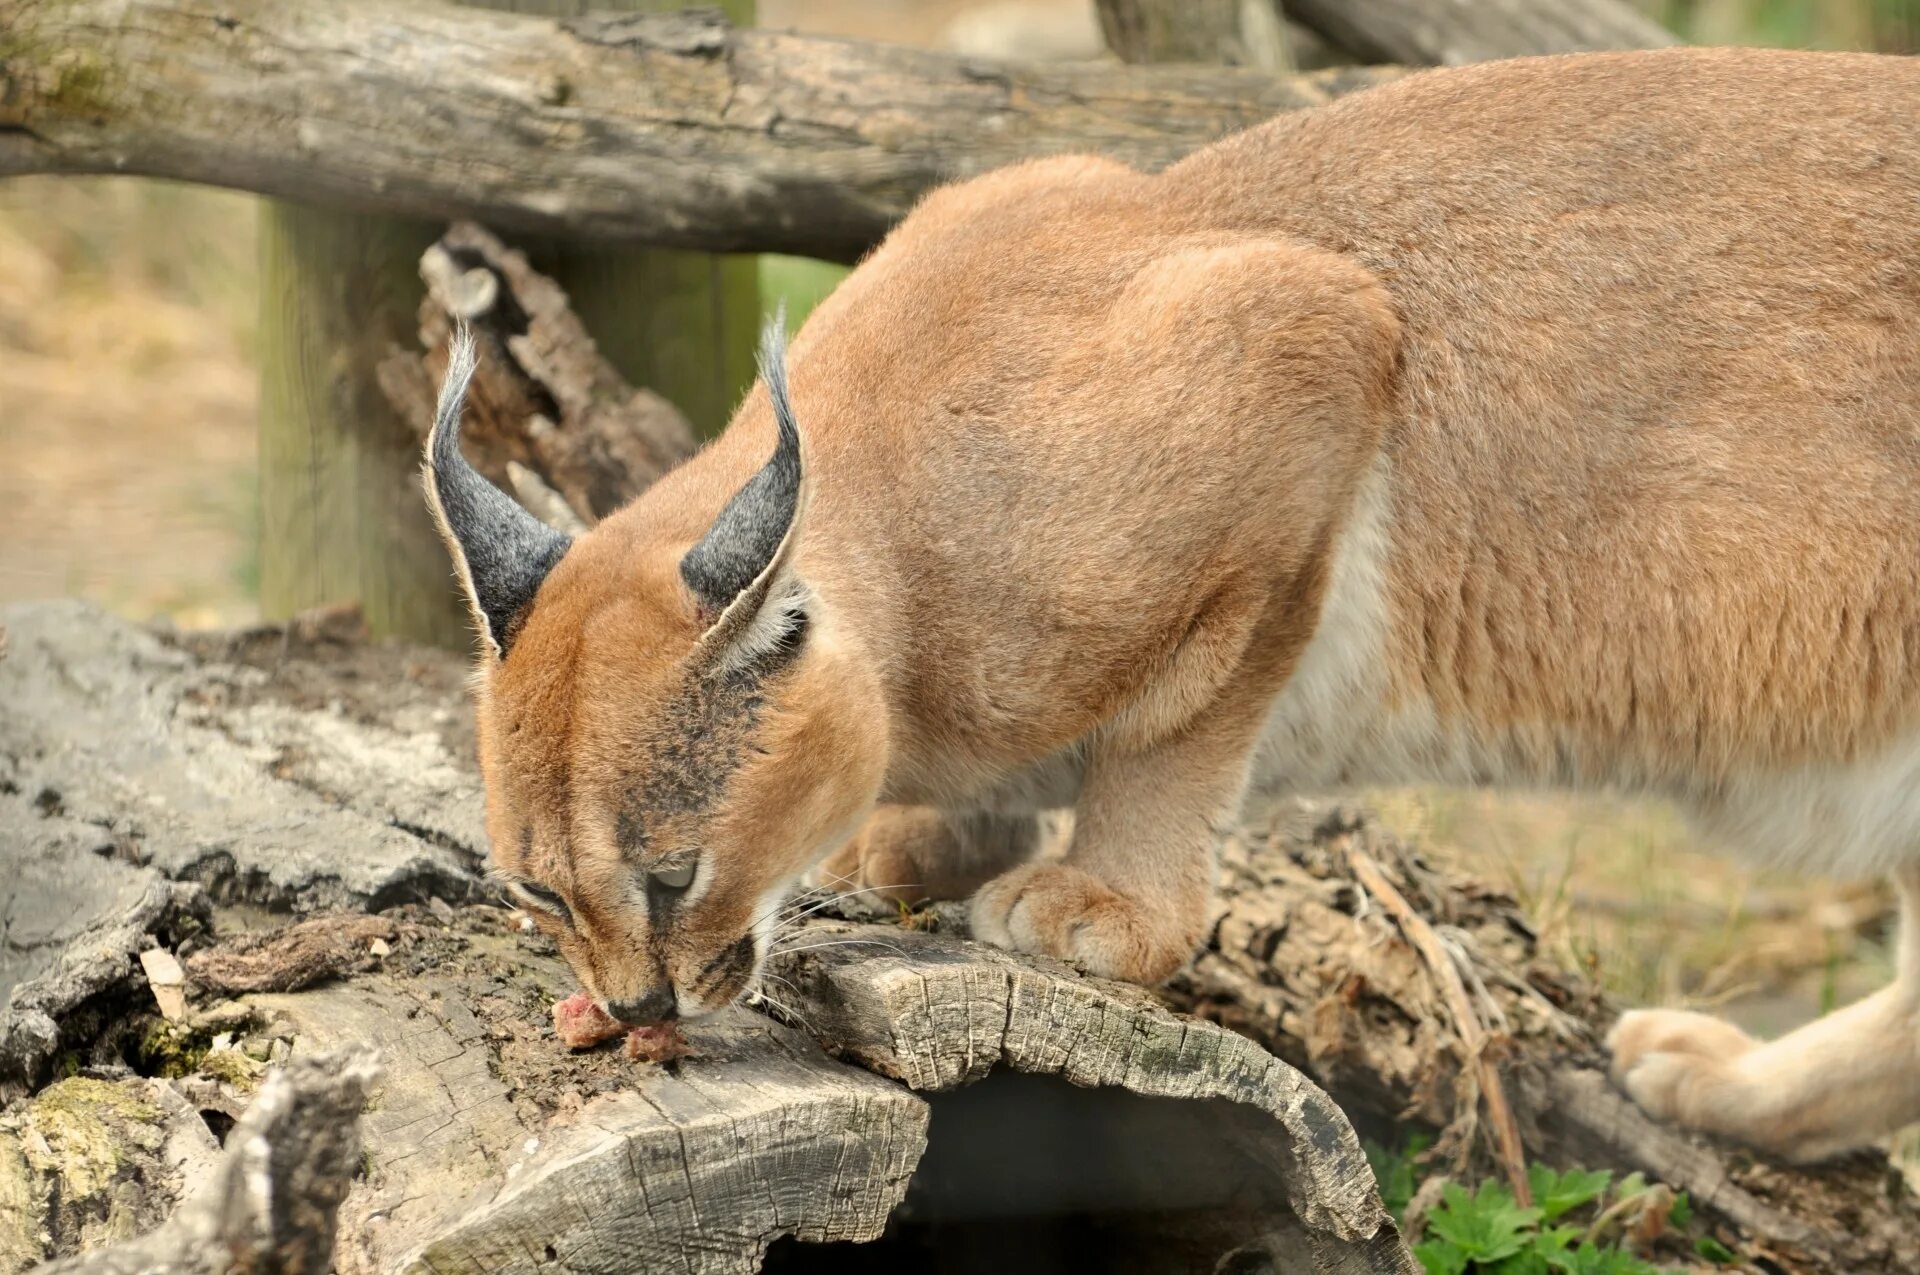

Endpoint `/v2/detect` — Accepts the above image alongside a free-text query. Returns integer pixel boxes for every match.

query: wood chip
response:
[139,947,187,1021]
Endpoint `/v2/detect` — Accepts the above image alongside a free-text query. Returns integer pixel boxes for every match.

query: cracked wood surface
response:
[771,922,1413,1273]
[240,933,927,1275]
[1,602,1410,1271]
[0,1,1400,262]
[0,601,487,919]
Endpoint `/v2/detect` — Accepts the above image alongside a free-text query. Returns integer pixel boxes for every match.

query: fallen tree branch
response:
[0,1,1400,262]
[1350,849,1532,1209]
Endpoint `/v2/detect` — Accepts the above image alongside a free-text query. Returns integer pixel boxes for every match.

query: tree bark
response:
[1284,0,1674,66]
[256,205,468,646]
[0,0,1401,263]
[459,0,761,441]
[29,1050,382,1275]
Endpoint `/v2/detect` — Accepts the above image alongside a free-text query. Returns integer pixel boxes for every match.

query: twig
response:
[1350,849,1534,1207]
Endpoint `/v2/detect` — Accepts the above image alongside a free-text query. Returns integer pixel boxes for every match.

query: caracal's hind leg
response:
[1609,865,1920,1162]
[809,806,1041,904]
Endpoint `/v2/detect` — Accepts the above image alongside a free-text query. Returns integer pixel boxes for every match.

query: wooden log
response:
[0,602,1410,1272]
[0,1075,222,1269]
[0,0,1402,263]
[1283,0,1673,66]
[1163,805,1920,1274]
[9,600,1920,1271]
[253,0,745,649]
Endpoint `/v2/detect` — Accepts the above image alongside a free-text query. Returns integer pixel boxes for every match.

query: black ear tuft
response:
[423,327,571,657]
[680,310,802,615]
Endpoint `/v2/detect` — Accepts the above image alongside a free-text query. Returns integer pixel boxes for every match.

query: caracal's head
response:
[424,319,887,1025]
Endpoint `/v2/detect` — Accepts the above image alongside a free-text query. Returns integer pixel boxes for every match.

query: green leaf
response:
[1667,1191,1693,1229]
[1613,1171,1649,1201]
[1488,1250,1553,1275]
[1544,1241,1660,1275]
[1423,1181,1544,1263]
[1414,1240,1469,1275]
[1528,1164,1613,1221]
[1695,1236,1738,1265]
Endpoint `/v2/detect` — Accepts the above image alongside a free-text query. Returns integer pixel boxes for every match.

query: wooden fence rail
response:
[0,0,1407,263]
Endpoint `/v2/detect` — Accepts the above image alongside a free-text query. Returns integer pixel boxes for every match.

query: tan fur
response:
[444,48,1920,1158]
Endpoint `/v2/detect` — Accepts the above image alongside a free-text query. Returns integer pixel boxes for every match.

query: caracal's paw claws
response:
[969,862,1192,984]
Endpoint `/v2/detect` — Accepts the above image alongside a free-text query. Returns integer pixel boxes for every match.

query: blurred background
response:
[2,0,1916,1040]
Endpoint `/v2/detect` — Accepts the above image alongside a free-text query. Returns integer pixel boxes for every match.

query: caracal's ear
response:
[681,309,811,673]
[422,327,572,658]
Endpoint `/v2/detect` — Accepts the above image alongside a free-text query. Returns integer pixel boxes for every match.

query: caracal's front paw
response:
[806,806,994,904]
[806,823,925,904]
[969,863,1195,984]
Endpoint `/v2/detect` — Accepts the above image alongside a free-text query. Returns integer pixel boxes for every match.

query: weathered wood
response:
[257,206,467,646]
[30,1049,382,1275]
[456,0,759,439]
[1165,806,1920,1274]
[0,802,209,1100]
[375,223,697,529]
[0,1076,222,1269]
[0,601,489,933]
[769,922,1411,1273]
[1,603,1411,1272]
[10,602,1920,1270]
[1284,0,1673,66]
[0,1,1402,263]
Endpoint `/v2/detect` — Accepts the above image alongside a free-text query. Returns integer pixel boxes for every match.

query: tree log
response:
[1283,0,1673,67]
[0,602,1411,1273]
[1095,0,1295,72]
[1163,806,1920,1273]
[0,0,1400,263]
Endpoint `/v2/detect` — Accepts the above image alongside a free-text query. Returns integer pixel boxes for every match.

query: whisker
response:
[747,988,816,1035]
[751,883,923,932]
[765,938,905,958]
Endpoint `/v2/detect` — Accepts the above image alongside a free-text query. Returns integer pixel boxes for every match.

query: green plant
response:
[1365,1137,1717,1275]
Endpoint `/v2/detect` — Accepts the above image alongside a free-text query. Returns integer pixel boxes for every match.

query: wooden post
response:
[257,207,464,645]
[257,0,757,647]
[1095,0,1295,70]
[468,0,759,440]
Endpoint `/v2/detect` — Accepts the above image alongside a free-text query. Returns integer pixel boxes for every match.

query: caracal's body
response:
[429,47,1920,1162]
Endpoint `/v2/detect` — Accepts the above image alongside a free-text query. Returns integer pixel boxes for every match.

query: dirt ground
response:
[0,0,1898,1092]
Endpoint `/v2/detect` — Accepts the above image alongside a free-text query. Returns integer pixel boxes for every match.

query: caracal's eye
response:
[650,862,696,892]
